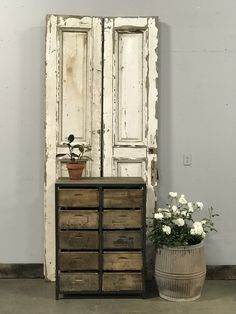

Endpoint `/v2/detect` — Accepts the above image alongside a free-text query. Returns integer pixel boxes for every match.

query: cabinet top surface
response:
[56,177,145,186]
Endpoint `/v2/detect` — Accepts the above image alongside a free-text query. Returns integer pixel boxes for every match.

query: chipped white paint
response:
[45,15,102,281]
[116,32,144,145]
[146,18,159,214]
[115,158,146,177]
[103,17,158,217]
[61,31,88,143]
[58,16,92,28]
[45,14,57,282]
[114,17,148,28]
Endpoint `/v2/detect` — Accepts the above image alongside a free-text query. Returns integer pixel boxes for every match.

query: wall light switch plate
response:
[183,154,192,166]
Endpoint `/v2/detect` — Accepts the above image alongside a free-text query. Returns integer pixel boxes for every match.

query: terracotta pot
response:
[155,242,206,301]
[66,161,86,180]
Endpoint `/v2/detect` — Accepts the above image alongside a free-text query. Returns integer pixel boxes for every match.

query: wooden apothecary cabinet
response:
[55,177,146,299]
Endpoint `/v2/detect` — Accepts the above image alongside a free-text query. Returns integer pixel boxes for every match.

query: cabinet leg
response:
[55,290,60,300]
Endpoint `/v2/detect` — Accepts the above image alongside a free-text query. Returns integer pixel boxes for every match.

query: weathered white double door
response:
[45,15,158,281]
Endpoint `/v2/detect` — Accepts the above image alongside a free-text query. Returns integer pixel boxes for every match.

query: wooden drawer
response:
[59,252,99,270]
[60,272,99,292]
[103,210,142,229]
[102,273,142,291]
[103,252,142,271]
[103,231,142,249]
[59,210,98,229]
[103,189,143,208]
[58,189,99,207]
[59,231,99,250]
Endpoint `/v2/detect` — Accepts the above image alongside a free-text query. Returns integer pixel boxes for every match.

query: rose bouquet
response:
[149,192,218,248]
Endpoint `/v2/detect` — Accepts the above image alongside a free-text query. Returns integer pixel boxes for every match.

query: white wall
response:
[0,0,235,265]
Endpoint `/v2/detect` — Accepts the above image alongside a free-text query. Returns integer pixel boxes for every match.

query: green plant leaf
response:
[68,134,74,143]
[71,153,80,158]
[72,144,84,152]
[56,153,68,158]
[81,155,93,161]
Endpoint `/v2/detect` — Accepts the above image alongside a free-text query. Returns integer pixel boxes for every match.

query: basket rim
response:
[157,241,204,251]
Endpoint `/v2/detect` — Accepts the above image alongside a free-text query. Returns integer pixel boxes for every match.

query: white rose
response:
[188,202,194,212]
[162,225,171,235]
[193,221,202,228]
[172,205,177,212]
[181,210,187,216]
[154,212,164,220]
[173,218,185,227]
[157,208,163,212]
[192,221,204,235]
[191,226,205,238]
[179,194,187,205]
[195,227,203,235]
[196,202,204,210]
[201,220,206,225]
[190,228,196,235]
[163,209,171,218]
[164,212,172,218]
[169,192,178,198]
[171,206,180,214]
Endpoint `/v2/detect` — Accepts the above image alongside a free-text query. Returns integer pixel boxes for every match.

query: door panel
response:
[61,31,88,143]
[115,159,146,177]
[103,17,158,216]
[116,32,144,145]
[45,15,158,282]
[45,15,102,281]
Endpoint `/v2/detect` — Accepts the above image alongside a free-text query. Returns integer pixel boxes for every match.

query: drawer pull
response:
[59,211,98,229]
[74,215,88,222]
[75,279,84,282]
[59,231,99,250]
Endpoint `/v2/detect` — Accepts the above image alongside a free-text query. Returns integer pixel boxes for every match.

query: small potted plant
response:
[56,134,92,180]
[148,192,219,301]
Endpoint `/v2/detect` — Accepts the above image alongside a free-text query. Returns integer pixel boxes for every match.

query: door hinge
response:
[148,147,157,154]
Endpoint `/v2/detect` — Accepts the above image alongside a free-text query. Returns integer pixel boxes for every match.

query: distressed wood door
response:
[103,17,158,217]
[45,15,102,281]
[45,15,158,281]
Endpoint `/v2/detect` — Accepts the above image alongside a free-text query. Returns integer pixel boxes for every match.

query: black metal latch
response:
[148,147,157,154]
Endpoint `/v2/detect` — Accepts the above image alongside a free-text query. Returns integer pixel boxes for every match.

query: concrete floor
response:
[0,280,235,314]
